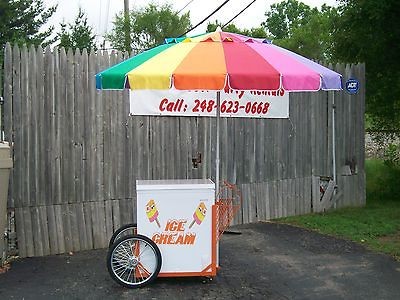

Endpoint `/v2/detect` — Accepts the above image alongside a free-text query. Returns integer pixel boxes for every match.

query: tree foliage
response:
[0,0,57,48]
[263,0,316,40]
[275,5,338,61]
[333,0,400,133]
[57,8,97,53]
[106,3,191,52]
[206,21,267,38]
[262,0,337,60]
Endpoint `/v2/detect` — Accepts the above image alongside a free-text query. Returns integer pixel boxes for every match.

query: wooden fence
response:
[1,44,365,257]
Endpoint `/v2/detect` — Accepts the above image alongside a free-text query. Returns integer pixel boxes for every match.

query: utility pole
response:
[124,0,131,53]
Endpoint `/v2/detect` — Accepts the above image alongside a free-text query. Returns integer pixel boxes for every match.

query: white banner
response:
[130,88,289,118]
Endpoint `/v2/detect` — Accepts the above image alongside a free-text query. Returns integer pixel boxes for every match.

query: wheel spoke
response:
[137,262,151,277]
[115,265,130,278]
[135,265,147,282]
[112,263,130,273]
[114,243,131,260]
[138,243,150,257]
[112,255,126,264]
[126,267,133,283]
[112,253,126,262]
[114,247,131,260]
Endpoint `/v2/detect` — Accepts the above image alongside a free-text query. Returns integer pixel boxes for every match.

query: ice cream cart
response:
[106,179,241,288]
[96,28,343,289]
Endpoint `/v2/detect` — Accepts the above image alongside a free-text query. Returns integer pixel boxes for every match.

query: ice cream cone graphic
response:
[189,202,207,229]
[146,199,160,228]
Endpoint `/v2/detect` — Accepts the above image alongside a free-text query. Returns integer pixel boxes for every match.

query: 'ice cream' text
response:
[151,219,196,245]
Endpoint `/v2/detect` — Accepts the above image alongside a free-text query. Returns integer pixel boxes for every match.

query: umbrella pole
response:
[332,91,336,183]
[215,91,221,197]
[332,91,337,208]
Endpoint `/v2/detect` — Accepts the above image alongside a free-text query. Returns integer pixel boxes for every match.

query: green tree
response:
[276,5,338,60]
[246,27,269,39]
[106,3,191,52]
[0,0,57,48]
[333,0,400,133]
[262,0,316,40]
[262,0,337,60]
[57,8,97,53]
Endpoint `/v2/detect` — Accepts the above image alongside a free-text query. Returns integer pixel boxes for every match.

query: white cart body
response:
[136,179,217,277]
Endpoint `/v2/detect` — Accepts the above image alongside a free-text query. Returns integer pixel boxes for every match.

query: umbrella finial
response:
[215,26,222,32]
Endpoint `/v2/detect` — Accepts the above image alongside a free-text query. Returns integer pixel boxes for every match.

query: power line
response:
[222,0,257,29]
[178,0,196,14]
[178,0,232,37]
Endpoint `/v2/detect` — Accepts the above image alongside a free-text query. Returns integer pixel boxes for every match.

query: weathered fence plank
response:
[27,45,38,206]
[83,202,94,249]
[75,203,88,251]
[44,46,54,206]
[61,201,73,252]
[14,208,26,257]
[69,203,80,252]
[3,43,13,142]
[3,44,13,209]
[105,200,114,242]
[20,45,30,208]
[23,207,34,257]
[46,205,59,254]
[31,207,43,256]
[54,204,66,253]
[73,50,84,205]
[53,48,62,205]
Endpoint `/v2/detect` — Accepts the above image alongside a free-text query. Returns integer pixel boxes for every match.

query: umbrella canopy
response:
[96,30,342,92]
[95,29,343,193]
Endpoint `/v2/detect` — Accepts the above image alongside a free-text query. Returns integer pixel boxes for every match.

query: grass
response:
[275,159,400,260]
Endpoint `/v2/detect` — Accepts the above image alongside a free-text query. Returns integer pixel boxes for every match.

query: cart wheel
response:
[108,223,137,248]
[107,234,162,288]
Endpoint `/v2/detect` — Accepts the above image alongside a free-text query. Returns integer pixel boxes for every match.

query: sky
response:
[43,0,339,44]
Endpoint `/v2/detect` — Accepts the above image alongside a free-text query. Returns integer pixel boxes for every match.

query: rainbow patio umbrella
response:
[95,29,343,191]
